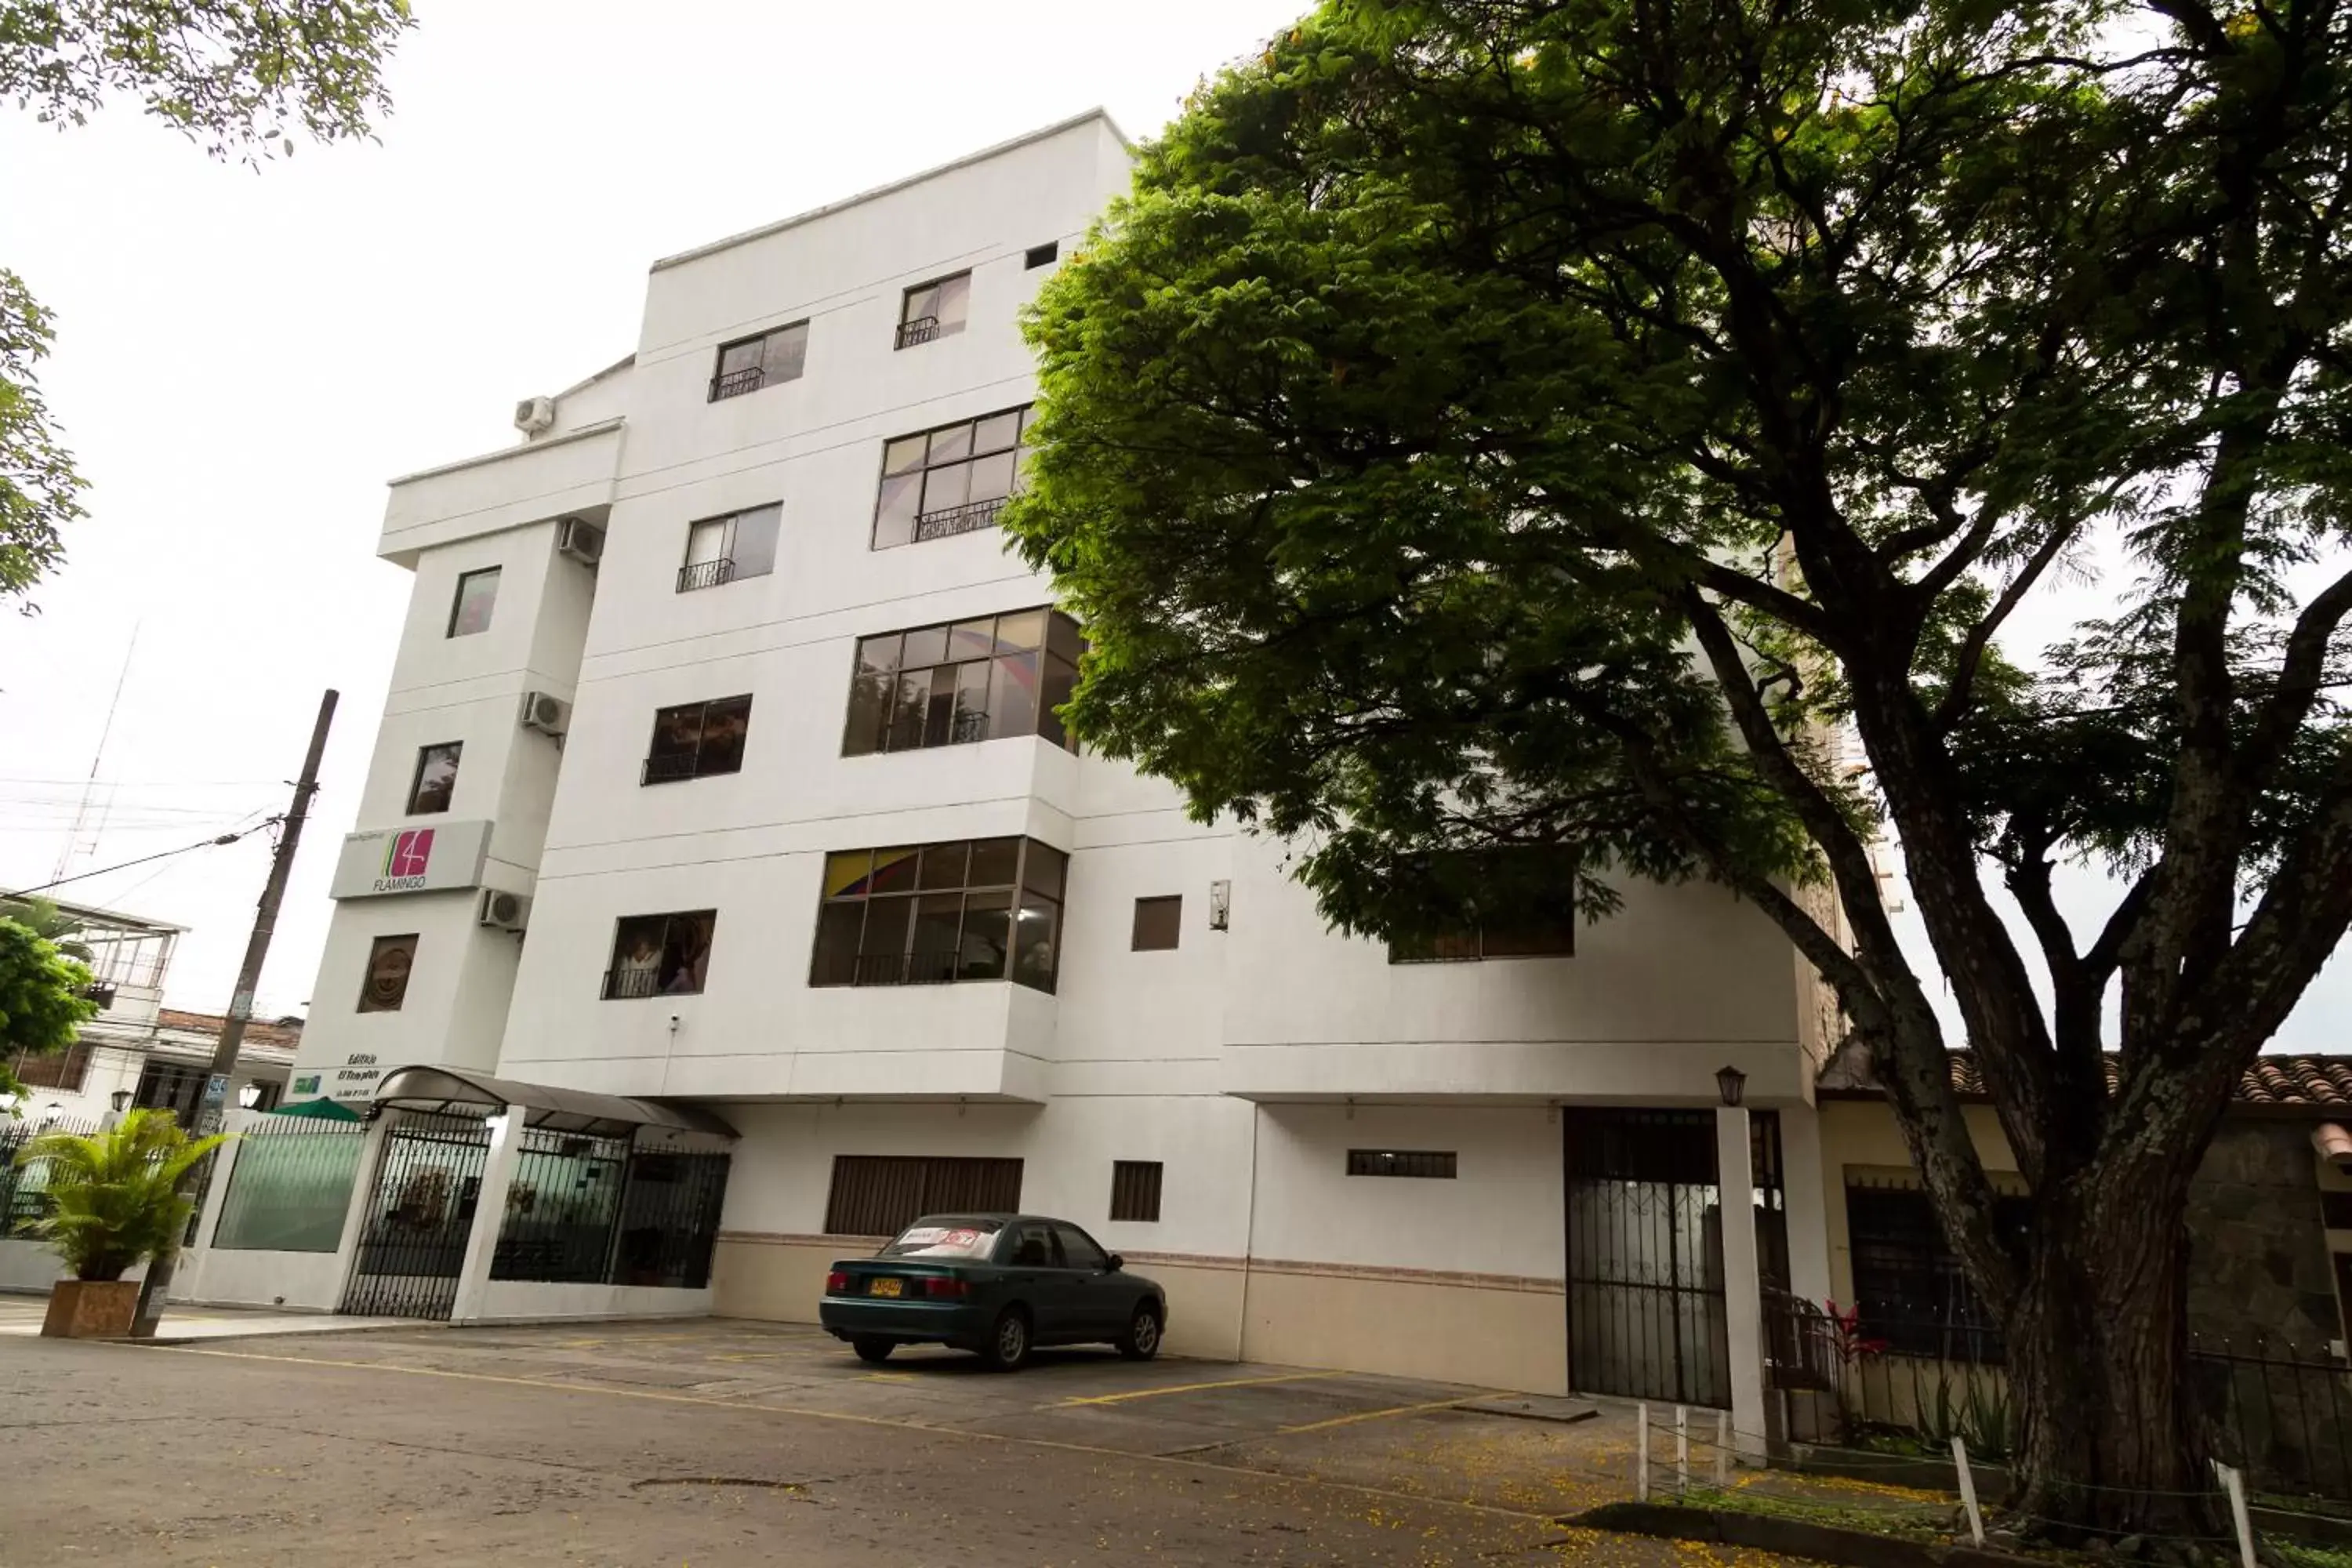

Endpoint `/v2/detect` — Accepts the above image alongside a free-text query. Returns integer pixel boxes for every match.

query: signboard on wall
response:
[328,819,493,899]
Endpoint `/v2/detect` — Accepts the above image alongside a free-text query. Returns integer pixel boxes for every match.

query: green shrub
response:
[13,1110,230,1280]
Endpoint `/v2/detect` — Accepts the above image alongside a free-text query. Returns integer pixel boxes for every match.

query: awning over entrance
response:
[369,1065,737,1139]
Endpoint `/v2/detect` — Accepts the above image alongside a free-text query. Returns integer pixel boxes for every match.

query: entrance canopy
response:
[370,1065,736,1139]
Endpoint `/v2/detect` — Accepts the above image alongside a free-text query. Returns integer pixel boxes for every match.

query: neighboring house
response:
[5,899,296,1125]
[1816,1045,2352,1358]
[280,111,1838,1400]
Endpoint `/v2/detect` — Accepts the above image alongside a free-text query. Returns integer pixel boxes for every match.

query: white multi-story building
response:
[286,112,1836,1403]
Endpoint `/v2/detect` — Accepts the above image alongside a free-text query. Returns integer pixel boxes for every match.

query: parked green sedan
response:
[819,1213,1167,1371]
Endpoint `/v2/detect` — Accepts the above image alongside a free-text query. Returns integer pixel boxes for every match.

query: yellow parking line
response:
[1276,1394,1489,1434]
[1057,1370,1345,1406]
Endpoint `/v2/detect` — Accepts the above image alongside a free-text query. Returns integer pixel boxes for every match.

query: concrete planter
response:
[42,1279,140,1339]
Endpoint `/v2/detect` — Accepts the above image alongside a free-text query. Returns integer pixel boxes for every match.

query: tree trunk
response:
[2005,1160,2222,1539]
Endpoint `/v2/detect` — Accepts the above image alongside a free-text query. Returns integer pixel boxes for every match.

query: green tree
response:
[12,1109,228,1279]
[1011,0,2352,1534]
[0,895,91,961]
[0,916,97,1106]
[0,0,416,611]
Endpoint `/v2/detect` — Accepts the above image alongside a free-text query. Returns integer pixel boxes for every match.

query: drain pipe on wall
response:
[1236,1102,1261,1362]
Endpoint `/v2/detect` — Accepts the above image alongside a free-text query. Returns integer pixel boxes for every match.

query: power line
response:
[2,817,283,899]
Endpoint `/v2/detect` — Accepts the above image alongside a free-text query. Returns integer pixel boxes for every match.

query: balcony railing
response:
[601,967,665,1000]
[676,557,736,594]
[709,365,765,401]
[911,495,1008,543]
[894,315,942,350]
[812,949,999,988]
[641,752,701,786]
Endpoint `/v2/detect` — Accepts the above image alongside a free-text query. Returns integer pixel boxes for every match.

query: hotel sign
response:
[328,819,493,899]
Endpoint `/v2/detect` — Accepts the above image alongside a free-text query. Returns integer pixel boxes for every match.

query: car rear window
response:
[879,1220,1004,1260]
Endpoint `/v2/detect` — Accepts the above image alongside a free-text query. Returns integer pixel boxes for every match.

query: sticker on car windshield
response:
[882,1222,1000,1259]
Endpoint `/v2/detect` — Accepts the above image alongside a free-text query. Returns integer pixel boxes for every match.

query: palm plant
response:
[12,1110,229,1281]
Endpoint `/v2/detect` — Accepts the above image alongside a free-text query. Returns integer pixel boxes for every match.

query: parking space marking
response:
[140,1344,1559,1526]
[1054,1370,1347,1406]
[1276,1393,1494,1434]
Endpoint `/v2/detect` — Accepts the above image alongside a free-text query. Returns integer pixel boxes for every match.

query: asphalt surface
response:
[0,1315,1805,1566]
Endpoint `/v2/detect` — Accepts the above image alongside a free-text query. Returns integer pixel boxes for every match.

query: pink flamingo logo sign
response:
[374,828,435,891]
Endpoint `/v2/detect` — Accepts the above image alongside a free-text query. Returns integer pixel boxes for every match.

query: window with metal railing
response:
[810,838,1066,994]
[1844,1182,2031,1362]
[871,406,1032,548]
[642,695,751,785]
[1109,1160,1163,1222]
[8,1041,93,1093]
[842,606,1080,757]
[895,272,968,350]
[824,1154,1022,1236]
[603,910,715,1000]
[708,322,808,401]
[1347,1149,1458,1179]
[678,503,779,592]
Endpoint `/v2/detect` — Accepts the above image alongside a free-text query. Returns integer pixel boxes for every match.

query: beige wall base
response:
[712,1236,1565,1395]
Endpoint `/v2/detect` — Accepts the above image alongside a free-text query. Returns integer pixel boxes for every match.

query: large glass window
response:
[1386,848,1578,962]
[1846,1185,2031,1363]
[643,695,752,785]
[709,322,808,401]
[407,742,461,815]
[604,911,717,1000]
[895,271,969,350]
[871,405,1033,547]
[843,607,1080,756]
[447,567,500,637]
[678,503,781,592]
[810,837,1066,993]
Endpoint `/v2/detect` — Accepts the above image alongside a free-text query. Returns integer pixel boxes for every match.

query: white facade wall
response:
[282,113,1827,1396]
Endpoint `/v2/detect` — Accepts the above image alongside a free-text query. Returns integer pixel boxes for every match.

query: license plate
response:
[869,1277,902,1298]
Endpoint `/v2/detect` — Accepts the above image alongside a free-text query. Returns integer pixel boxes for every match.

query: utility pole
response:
[132,689,337,1338]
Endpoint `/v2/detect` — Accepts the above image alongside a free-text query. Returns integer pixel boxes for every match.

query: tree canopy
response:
[0,0,416,612]
[0,916,97,1105]
[1010,0,2352,1530]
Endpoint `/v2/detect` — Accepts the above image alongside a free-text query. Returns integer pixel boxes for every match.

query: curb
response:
[1564,1501,2044,1568]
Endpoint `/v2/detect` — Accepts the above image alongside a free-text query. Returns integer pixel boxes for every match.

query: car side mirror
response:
[1106,1253,1123,1272]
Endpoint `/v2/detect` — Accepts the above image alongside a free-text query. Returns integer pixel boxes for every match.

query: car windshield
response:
[878,1219,1004,1261]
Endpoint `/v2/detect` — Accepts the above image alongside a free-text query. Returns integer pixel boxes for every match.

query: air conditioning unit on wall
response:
[514,396,555,435]
[478,888,532,932]
[519,691,569,736]
[555,517,604,565]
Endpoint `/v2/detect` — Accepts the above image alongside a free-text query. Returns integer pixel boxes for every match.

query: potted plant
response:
[13,1109,228,1338]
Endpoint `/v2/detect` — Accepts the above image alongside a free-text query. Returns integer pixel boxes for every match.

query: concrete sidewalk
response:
[0,1293,409,1341]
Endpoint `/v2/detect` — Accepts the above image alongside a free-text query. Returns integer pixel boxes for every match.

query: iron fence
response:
[492,1128,729,1290]
[895,315,942,349]
[911,495,1008,541]
[675,557,735,593]
[709,365,764,401]
[2193,1334,2352,1505]
[1,1114,103,1236]
[342,1110,491,1319]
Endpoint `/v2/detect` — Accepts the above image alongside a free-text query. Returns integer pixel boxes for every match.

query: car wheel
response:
[1118,1301,1163,1361]
[981,1306,1032,1372]
[851,1336,895,1364]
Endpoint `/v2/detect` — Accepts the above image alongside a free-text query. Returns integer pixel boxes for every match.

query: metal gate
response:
[339,1111,492,1319]
[1563,1109,1786,1407]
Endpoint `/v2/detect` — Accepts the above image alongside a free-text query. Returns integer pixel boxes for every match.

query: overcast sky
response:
[0,2,2342,1050]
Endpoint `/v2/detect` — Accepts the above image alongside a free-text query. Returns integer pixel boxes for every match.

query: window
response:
[9,1041,93,1093]
[709,321,808,401]
[1051,1221,1109,1271]
[1025,241,1058,269]
[604,911,716,999]
[134,1060,208,1122]
[358,934,418,1013]
[1347,1149,1457,1178]
[643,695,752,785]
[1386,848,1577,963]
[407,742,462,815]
[822,1154,1023,1236]
[872,405,1033,547]
[1846,1184,2030,1363]
[842,607,1081,757]
[678,503,782,593]
[1131,896,1181,952]
[881,1218,1007,1259]
[810,837,1066,993]
[1109,1160,1163,1222]
[895,271,969,349]
[242,1080,282,1112]
[447,567,500,637]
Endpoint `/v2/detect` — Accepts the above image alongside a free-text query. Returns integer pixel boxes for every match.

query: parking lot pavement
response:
[0,1317,1798,1566]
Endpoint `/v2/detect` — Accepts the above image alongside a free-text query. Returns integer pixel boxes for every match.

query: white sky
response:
[0,1,2341,1051]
